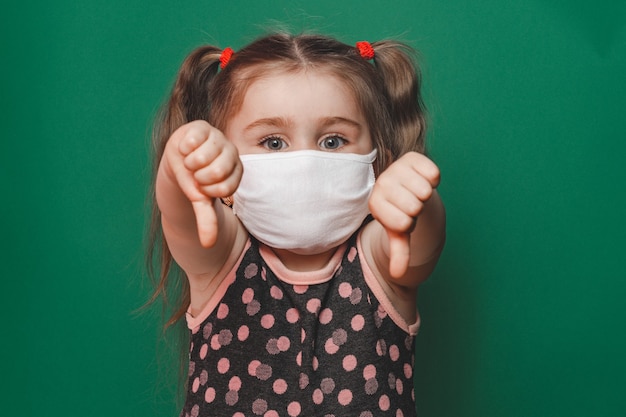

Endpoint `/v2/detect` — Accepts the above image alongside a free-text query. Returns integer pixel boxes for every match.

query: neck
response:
[271,247,338,272]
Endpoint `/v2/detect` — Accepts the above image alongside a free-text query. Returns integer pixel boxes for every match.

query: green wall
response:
[2,1,625,416]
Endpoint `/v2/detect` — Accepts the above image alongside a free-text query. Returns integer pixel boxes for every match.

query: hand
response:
[368,152,440,278]
[166,120,243,247]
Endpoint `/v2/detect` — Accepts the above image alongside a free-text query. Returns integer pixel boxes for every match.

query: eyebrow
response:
[244,116,362,132]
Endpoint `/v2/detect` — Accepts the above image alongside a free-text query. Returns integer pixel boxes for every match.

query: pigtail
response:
[371,41,427,157]
[146,45,223,328]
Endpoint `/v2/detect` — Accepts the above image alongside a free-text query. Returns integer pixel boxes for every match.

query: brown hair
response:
[147,32,427,326]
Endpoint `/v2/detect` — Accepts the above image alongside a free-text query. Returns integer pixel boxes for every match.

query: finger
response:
[409,153,441,188]
[192,145,240,186]
[178,131,208,157]
[387,230,410,279]
[191,199,218,248]
[198,158,243,198]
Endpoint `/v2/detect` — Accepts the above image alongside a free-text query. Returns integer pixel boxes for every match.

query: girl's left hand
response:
[368,152,441,278]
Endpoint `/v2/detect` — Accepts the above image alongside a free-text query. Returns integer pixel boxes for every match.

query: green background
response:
[2,1,625,416]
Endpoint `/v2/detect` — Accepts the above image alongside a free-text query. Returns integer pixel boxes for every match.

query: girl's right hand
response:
[165,120,243,248]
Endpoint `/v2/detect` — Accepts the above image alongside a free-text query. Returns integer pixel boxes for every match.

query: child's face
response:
[225,70,373,156]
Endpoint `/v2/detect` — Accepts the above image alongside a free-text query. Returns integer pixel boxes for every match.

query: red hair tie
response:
[220,47,234,69]
[356,41,375,60]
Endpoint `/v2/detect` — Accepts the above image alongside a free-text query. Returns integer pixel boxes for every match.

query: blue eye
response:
[260,136,287,151]
[320,135,346,150]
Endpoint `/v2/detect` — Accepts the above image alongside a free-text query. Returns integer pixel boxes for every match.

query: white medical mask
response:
[233,149,377,255]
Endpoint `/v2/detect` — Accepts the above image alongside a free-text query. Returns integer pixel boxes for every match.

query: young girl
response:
[149,32,445,417]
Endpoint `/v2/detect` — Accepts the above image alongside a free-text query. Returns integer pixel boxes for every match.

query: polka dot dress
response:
[181,235,417,417]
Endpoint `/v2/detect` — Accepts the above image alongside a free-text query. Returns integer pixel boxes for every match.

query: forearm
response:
[406,189,446,267]
[155,151,200,238]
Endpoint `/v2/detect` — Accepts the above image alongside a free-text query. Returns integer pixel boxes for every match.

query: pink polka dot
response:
[338,282,352,298]
[192,377,200,393]
[204,387,215,403]
[217,357,230,374]
[293,285,309,294]
[320,377,335,394]
[248,360,260,376]
[312,388,324,404]
[312,356,319,370]
[190,404,199,417]
[199,343,208,359]
[363,364,377,379]
[351,314,365,331]
[270,285,284,299]
[299,373,309,389]
[252,399,268,415]
[306,298,321,314]
[396,409,405,417]
[202,323,213,339]
[287,401,301,416]
[273,378,288,394]
[229,376,242,391]
[349,287,362,304]
[376,339,387,356]
[188,361,195,376]
[347,246,358,262]
[218,329,233,346]
[379,394,390,411]
[332,328,347,346]
[296,351,302,366]
[319,308,333,324]
[242,288,254,304]
[261,314,275,329]
[211,334,222,350]
[244,263,258,278]
[286,308,299,323]
[338,389,353,406]
[324,338,339,354]
[266,339,280,355]
[343,355,357,371]
[403,363,413,379]
[396,378,404,395]
[217,303,229,319]
[225,390,238,406]
[389,344,400,361]
[255,363,272,380]
[265,410,279,417]
[247,300,261,316]
[233,413,245,417]
[199,370,208,385]
[301,328,306,342]
[365,378,378,394]
[238,325,250,341]
[277,336,290,352]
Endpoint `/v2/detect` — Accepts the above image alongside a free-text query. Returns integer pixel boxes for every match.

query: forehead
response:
[229,69,362,124]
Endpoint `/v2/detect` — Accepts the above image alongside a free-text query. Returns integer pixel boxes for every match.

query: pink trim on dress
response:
[357,233,421,336]
[185,240,252,331]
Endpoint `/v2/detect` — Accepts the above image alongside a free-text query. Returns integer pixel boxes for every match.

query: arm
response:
[156,121,247,304]
[361,152,446,315]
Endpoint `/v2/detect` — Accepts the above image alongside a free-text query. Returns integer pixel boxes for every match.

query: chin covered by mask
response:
[233,149,377,255]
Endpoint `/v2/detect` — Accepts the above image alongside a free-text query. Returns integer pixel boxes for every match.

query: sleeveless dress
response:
[181,233,420,417]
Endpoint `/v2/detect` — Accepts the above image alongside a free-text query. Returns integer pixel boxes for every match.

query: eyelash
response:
[258,134,348,151]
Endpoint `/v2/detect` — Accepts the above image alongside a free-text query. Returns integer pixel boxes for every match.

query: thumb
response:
[387,230,410,279]
[191,199,219,248]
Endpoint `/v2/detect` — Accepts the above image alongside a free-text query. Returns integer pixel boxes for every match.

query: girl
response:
[149,32,445,417]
